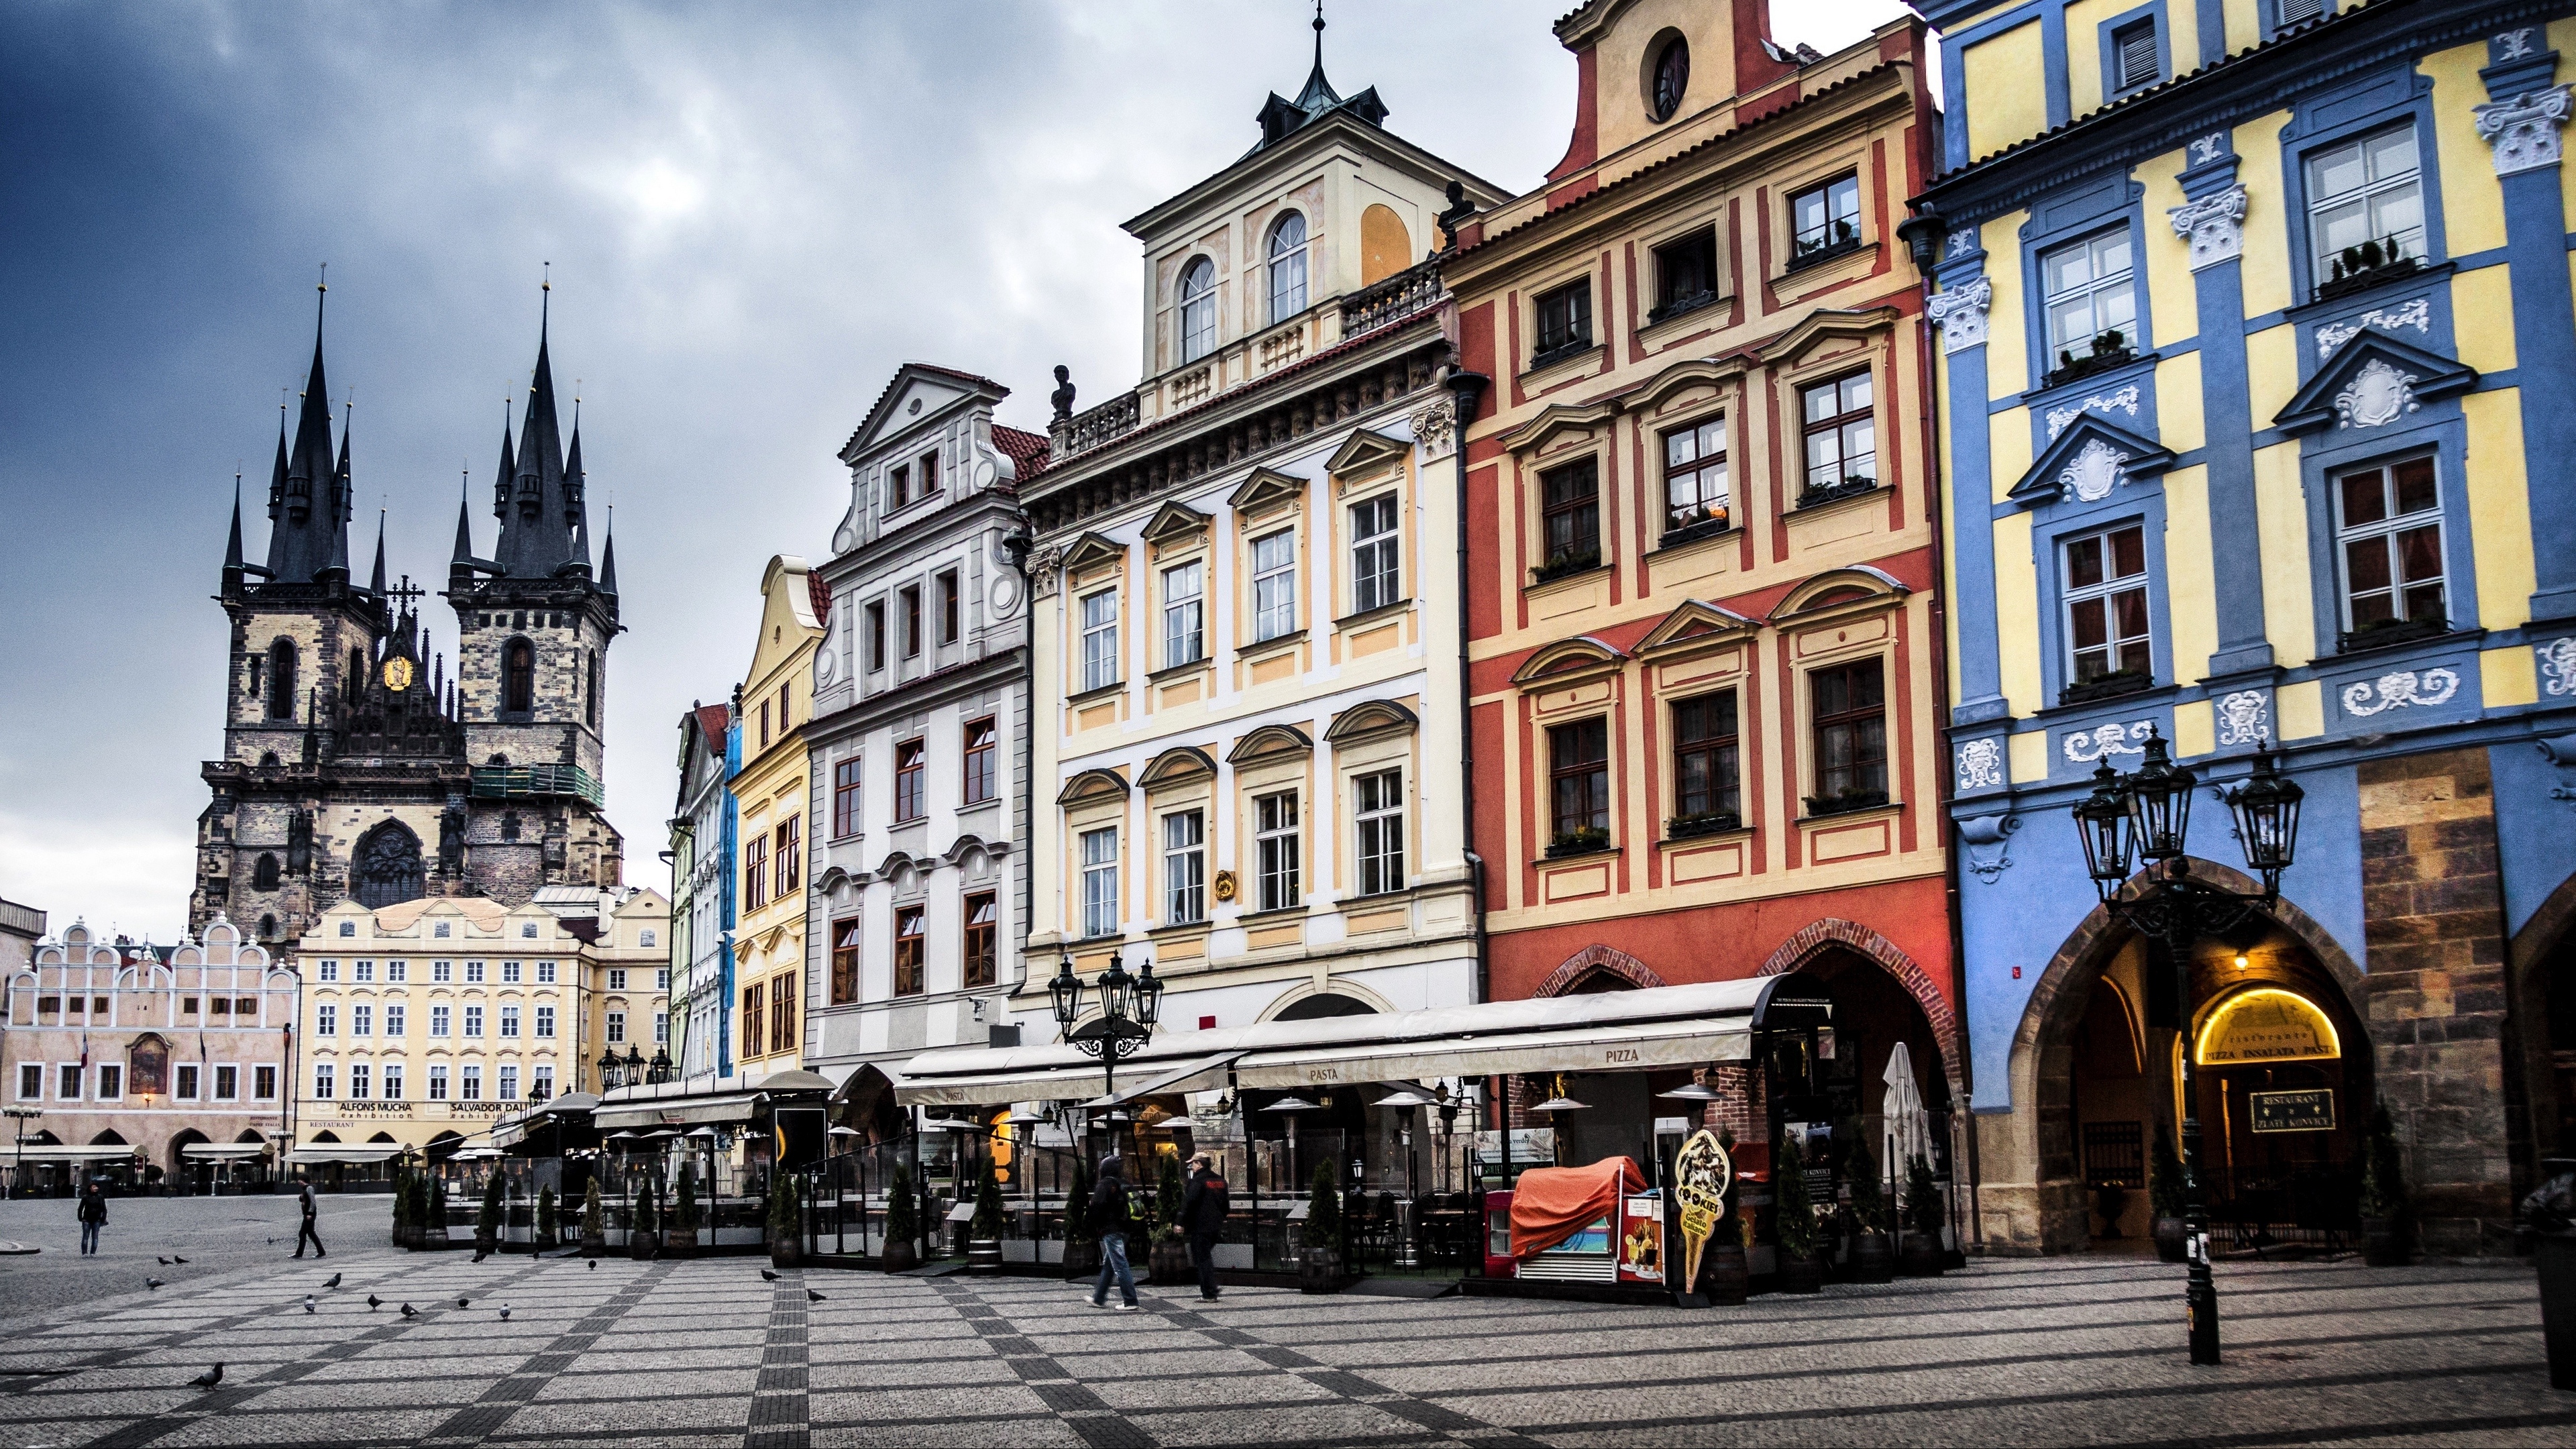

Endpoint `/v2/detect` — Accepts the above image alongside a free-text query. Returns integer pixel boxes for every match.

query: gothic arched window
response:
[253,853,280,892]
[585,651,598,727]
[1267,212,1308,323]
[258,914,278,940]
[268,640,298,720]
[353,820,426,909]
[502,639,535,716]
[1178,256,1217,363]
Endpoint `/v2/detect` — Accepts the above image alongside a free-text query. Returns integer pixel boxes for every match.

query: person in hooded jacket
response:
[1087,1155,1138,1311]
[1181,1152,1230,1301]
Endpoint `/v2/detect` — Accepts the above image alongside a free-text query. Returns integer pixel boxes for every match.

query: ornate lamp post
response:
[597,1046,625,1093]
[2072,733,2304,1366]
[1047,950,1164,1162]
[647,1048,674,1086]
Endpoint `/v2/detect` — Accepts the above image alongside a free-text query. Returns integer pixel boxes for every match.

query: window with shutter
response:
[2114,21,2158,90]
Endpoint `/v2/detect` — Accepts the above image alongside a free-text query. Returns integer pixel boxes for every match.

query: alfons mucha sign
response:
[2196,987,2341,1067]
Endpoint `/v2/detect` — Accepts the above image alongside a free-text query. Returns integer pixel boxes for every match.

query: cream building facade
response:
[729,558,822,1080]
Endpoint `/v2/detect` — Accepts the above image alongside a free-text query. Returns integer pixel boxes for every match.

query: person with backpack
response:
[1181,1152,1230,1303]
[1087,1155,1138,1311]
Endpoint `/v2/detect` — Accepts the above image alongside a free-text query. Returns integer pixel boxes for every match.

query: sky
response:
[0,0,1914,943]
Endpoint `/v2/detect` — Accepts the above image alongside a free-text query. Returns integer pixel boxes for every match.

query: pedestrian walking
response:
[1087,1155,1138,1311]
[292,1181,327,1258]
[76,1181,107,1256]
[1182,1152,1230,1302]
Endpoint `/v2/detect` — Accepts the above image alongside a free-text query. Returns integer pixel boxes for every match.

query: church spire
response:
[498,273,572,579]
[598,505,619,596]
[222,470,247,597]
[369,506,388,595]
[278,278,341,582]
[561,413,592,578]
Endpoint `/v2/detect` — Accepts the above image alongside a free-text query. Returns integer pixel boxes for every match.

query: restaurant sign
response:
[2248,1089,2337,1134]
[2196,987,2341,1067]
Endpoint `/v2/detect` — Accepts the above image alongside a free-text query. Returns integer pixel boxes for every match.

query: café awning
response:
[892,976,1817,1108]
[11,1144,142,1161]
[594,1091,761,1130]
[288,1145,405,1165]
[180,1143,270,1160]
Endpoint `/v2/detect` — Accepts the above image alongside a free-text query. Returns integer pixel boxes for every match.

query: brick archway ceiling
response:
[1535,945,1668,998]
[1756,918,1962,1087]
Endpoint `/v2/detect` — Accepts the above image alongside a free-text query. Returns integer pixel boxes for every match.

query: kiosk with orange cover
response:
[1483,1158,1661,1285]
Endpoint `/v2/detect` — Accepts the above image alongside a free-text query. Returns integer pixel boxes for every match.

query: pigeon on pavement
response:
[399,1303,417,1318]
[146,1277,165,1290]
[587,1260,597,1271]
[158,1256,172,1266]
[189,1365,223,1389]
[303,1295,317,1314]
[367,1295,383,1310]
[455,1297,470,1309]
[324,1273,342,1289]
[472,1249,488,1264]
[173,1256,189,1265]
[498,1305,511,1320]
[806,1289,825,1302]
[760,1269,780,1282]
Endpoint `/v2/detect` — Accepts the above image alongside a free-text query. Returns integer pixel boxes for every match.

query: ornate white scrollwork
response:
[1927,276,1992,354]
[1407,397,1457,463]
[2058,437,2130,503]
[2167,185,2249,270]
[2316,299,2431,360]
[1956,737,2004,791]
[2475,85,2573,176]
[2188,133,2229,166]
[1026,544,1064,601]
[2538,636,2576,697]
[2341,667,2461,716]
[2334,357,2420,429]
[1957,812,2021,881]
[2215,690,2271,747]
[2499,28,2538,60]
[2062,719,2159,764]
[2045,385,2141,440]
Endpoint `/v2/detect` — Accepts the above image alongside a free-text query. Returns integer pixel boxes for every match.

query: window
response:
[499,1005,520,1038]
[779,680,792,735]
[1267,211,1308,322]
[1672,692,1741,828]
[2111,18,2159,91]
[531,1064,553,1099]
[1179,256,1218,363]
[345,1063,367,1100]
[317,1003,337,1036]
[833,757,863,839]
[830,918,859,1005]
[17,1064,38,1100]
[1163,810,1207,924]
[2063,524,2154,686]
[431,1005,450,1038]
[918,448,940,498]
[963,893,998,989]
[319,960,339,983]
[758,700,771,748]
[637,931,653,950]
[1080,826,1120,938]
[255,1064,277,1099]
[770,975,796,1054]
[934,569,962,647]
[464,961,485,983]
[1800,372,1877,501]
[381,1063,403,1100]
[1080,589,1119,692]
[2334,455,2445,637]
[464,1005,484,1038]
[267,639,297,720]
[655,1013,668,1045]
[894,907,926,997]
[433,920,451,939]
[535,961,554,984]
[97,1064,123,1099]
[1252,531,1297,641]
[384,1004,405,1037]
[963,717,997,805]
[2308,125,2424,284]
[385,960,407,983]
[312,1063,333,1099]
[1810,658,1889,808]
[1652,229,1720,319]
[1254,791,1301,912]
[429,1063,449,1100]
[1540,458,1601,575]
[888,461,913,511]
[657,968,668,990]
[433,961,452,983]
[2041,229,2137,357]
[609,967,627,991]
[866,601,888,671]
[606,1010,626,1044]
[1650,35,1690,121]
[901,585,923,658]
[1663,417,1730,535]
[744,834,769,910]
[776,817,801,895]
[1790,174,1863,262]
[1549,718,1611,844]
[2277,0,2324,24]
[1534,278,1593,362]
[1354,769,1405,896]
[1162,561,1204,667]
[894,740,926,823]
[59,1063,81,1099]
[535,1005,555,1038]
[253,853,280,890]
[498,1065,518,1102]
[500,961,521,984]
[741,986,763,1059]
[354,959,374,983]
[1350,495,1401,613]
[458,1063,481,1099]
[502,638,535,714]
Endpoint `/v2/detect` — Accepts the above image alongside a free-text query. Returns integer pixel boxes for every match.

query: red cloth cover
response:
[1508,1157,1646,1257]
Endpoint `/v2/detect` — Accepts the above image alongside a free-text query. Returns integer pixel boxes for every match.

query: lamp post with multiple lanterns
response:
[2070,732,2304,1366]
[1046,950,1165,1163]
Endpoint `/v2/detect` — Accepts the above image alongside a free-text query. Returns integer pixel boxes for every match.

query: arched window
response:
[502,639,535,715]
[585,650,598,727]
[267,640,298,720]
[348,647,367,702]
[353,820,426,909]
[1178,256,1217,363]
[1649,36,1690,122]
[258,914,278,939]
[253,853,280,892]
[1267,212,1308,323]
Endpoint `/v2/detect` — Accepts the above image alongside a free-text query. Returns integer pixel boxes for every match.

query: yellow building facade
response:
[729,556,823,1079]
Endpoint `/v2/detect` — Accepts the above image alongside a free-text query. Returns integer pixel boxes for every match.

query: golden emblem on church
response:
[382,656,415,693]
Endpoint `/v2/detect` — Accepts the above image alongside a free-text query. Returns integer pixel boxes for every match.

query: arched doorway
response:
[354,821,426,908]
[168,1129,210,1195]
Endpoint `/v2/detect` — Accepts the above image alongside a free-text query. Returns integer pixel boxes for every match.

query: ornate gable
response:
[1510,635,1627,686]
[1056,767,1130,806]
[1225,722,1313,763]
[1497,398,1618,458]
[1324,428,1408,478]
[2007,415,2177,508]
[1635,599,1761,655]
[1139,502,1211,546]
[1764,306,1900,367]
[1321,699,1419,743]
[1227,467,1307,516]
[1136,745,1218,786]
[2272,333,2477,436]
[1060,531,1127,575]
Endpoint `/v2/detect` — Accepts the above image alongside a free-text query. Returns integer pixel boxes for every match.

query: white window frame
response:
[354,959,374,983]
[1267,211,1308,323]
[316,1003,337,1036]
[1080,826,1120,938]
[96,1063,123,1101]
[1080,588,1120,692]
[1252,530,1297,641]
[535,1005,555,1039]
[381,1063,403,1101]
[1163,810,1206,925]
[1354,769,1405,897]
[213,1064,239,1101]
[313,1063,334,1099]
[346,1063,368,1100]
[254,1064,278,1100]
[536,961,557,984]
[431,1005,451,1038]
[608,968,627,991]
[2061,523,2155,685]
[17,1063,40,1101]
[350,1004,372,1038]
[1254,791,1301,912]
[428,1063,450,1100]
[432,961,452,983]
[2306,123,2425,282]
[1179,256,1218,364]
[460,1063,482,1099]
[2039,227,2138,357]
[501,961,523,984]
[465,961,486,983]
[464,1005,484,1038]
[2332,453,2448,633]
[606,1010,627,1044]
[1350,495,1401,614]
[533,1063,555,1098]
[317,960,339,982]
[498,1064,519,1102]
[384,1003,405,1037]
[1162,561,1205,667]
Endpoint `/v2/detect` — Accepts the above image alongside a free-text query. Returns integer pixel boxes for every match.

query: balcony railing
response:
[468,764,605,808]
[1054,390,1142,460]
[1340,258,1445,336]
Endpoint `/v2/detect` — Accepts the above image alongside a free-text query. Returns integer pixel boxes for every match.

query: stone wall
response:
[2359,747,2514,1256]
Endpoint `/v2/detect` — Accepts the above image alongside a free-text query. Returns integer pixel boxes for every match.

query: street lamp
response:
[598,1046,624,1092]
[647,1048,673,1085]
[1046,949,1162,1102]
[2070,732,2304,1366]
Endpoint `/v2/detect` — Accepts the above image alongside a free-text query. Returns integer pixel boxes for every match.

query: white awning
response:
[10,1144,141,1161]
[180,1143,270,1160]
[288,1145,404,1164]
[1081,1053,1244,1109]
[892,977,1806,1108]
[594,1091,761,1130]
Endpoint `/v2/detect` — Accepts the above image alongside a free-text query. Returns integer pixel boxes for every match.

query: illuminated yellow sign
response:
[2195,987,2341,1067]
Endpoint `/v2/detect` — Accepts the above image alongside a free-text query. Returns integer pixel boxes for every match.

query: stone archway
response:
[2508,868,2576,1179]
[1534,945,1668,998]
[1756,918,1961,1092]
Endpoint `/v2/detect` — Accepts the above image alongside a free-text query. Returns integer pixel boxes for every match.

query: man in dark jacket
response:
[76,1182,107,1256]
[1181,1152,1230,1302]
[1087,1156,1137,1310]
[293,1181,326,1258]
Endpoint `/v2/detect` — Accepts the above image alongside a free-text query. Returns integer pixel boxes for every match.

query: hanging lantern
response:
[2123,729,2196,865]
[1097,953,1136,1024]
[1047,951,1083,1031]
[2225,741,2304,892]
[1131,957,1164,1030]
[2072,761,2133,902]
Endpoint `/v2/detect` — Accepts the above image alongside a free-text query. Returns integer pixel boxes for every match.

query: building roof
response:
[992,425,1052,484]
[695,703,731,753]
[368,896,510,932]
[839,362,1011,462]
[807,567,833,625]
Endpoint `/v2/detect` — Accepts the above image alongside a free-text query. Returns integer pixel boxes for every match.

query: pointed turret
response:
[368,508,388,595]
[222,474,247,597]
[498,284,572,579]
[1251,3,1385,152]
[560,421,592,579]
[598,511,619,596]
[272,287,343,583]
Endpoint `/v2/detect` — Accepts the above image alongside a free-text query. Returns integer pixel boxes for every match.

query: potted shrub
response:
[667,1165,701,1258]
[1150,1155,1193,1285]
[967,1155,1006,1275]
[425,1174,450,1248]
[1900,1154,1945,1277]
[1701,1128,1751,1305]
[2359,1101,2411,1267]
[1062,1158,1097,1278]
[1772,1134,1823,1294]
[1299,1161,1343,1294]
[2151,1123,2187,1263]
[1841,1124,1894,1285]
[391,1169,415,1248]
[474,1172,504,1258]
[767,1171,800,1269]
[881,1165,919,1272]
[630,1177,661,1260]
[536,1184,559,1252]
[579,1178,606,1258]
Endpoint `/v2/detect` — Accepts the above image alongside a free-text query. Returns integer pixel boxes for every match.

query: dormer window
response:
[1267,212,1309,323]
[888,462,911,511]
[1650,36,1690,123]
[1179,257,1217,364]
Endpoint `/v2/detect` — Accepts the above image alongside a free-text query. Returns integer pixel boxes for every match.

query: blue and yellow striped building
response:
[1913,0,2576,1254]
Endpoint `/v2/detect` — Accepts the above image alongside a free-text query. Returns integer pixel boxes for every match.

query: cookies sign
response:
[1672,1130,1733,1293]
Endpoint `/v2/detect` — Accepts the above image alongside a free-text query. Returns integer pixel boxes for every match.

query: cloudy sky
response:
[0,0,1913,942]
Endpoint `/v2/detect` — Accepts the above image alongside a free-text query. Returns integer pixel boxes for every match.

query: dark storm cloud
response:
[0,0,1904,936]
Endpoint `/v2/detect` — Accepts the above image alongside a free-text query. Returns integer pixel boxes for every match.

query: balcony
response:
[468,764,605,808]
[1340,258,1444,336]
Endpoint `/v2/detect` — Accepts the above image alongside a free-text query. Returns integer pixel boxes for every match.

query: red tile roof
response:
[992,425,1053,484]
[806,568,833,627]
[695,703,730,752]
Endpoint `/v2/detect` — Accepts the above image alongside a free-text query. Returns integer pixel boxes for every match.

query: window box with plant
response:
[2042,328,2137,390]
[2339,614,2447,653]
[1546,825,1612,857]
[2316,237,2420,301]
[1787,174,1863,271]
[1803,788,1889,818]
[1529,278,1594,372]
[1530,548,1602,584]
[1796,373,1875,509]
[1666,811,1741,840]
[2060,668,2155,705]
